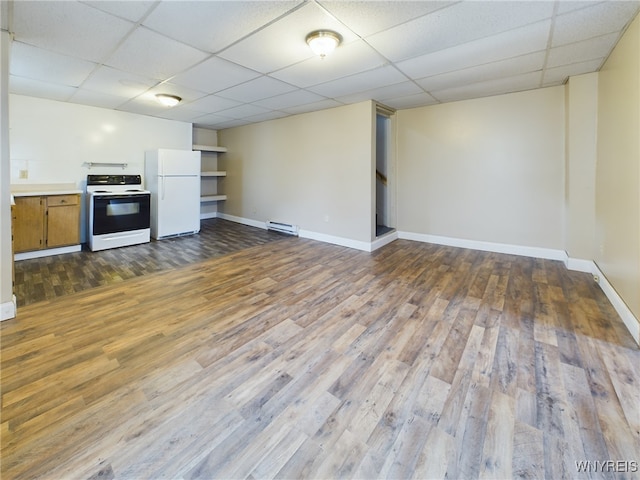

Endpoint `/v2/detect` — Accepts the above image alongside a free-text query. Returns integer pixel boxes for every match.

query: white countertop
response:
[11,183,82,197]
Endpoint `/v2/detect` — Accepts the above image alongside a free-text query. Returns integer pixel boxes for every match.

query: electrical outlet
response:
[19,169,28,179]
[593,274,600,283]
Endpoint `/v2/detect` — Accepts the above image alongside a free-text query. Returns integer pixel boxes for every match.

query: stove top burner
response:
[86,174,149,195]
[87,174,142,186]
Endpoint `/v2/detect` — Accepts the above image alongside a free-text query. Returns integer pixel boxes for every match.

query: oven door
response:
[92,193,150,235]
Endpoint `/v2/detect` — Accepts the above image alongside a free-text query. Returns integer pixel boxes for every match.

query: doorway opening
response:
[375,110,394,237]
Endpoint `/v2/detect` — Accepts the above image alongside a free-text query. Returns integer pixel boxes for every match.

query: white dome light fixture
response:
[306,30,342,59]
[155,93,182,107]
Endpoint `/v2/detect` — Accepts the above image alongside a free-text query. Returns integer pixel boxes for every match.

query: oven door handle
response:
[93,194,150,201]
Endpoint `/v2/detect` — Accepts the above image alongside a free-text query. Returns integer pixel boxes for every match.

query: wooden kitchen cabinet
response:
[12,196,45,252]
[46,194,80,248]
[13,194,80,253]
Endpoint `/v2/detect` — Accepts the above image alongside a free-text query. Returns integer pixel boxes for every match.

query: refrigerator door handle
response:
[161,175,165,201]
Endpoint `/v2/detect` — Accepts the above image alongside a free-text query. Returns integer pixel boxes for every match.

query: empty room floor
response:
[2,228,639,478]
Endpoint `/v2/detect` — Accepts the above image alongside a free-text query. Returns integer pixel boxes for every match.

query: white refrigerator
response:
[145,149,201,239]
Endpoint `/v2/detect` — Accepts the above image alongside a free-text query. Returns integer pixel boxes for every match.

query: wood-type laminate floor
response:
[13,218,285,307]
[2,234,639,479]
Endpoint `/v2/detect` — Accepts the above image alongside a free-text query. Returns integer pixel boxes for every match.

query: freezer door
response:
[156,176,200,238]
[159,149,200,176]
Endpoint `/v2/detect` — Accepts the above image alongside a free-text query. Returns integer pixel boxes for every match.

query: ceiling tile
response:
[417,51,546,92]
[169,56,261,94]
[153,106,211,123]
[547,32,620,68]
[105,27,209,80]
[542,58,604,86]
[183,95,243,114]
[556,1,601,15]
[145,83,209,105]
[218,76,298,103]
[85,1,158,22]
[320,1,454,37]
[142,1,301,53]
[116,95,178,117]
[280,98,343,115]
[254,89,327,110]
[10,76,77,102]
[244,110,290,124]
[382,92,439,110]
[80,65,158,98]
[12,1,134,63]
[335,80,423,105]
[271,40,385,88]
[219,2,359,74]
[216,103,272,120]
[397,20,551,79]
[366,1,554,62]
[68,89,128,109]
[11,42,97,87]
[193,113,241,129]
[308,65,407,98]
[552,1,640,46]
[431,71,542,103]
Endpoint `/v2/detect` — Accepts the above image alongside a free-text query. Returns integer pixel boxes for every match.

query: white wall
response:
[596,13,640,323]
[1,31,15,320]
[396,87,565,250]
[10,95,192,185]
[564,73,598,262]
[219,101,375,245]
[9,95,192,241]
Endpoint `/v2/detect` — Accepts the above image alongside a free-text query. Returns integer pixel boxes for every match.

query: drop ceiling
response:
[4,0,639,130]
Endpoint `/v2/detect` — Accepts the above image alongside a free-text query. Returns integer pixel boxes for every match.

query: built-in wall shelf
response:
[193,132,227,216]
[85,162,128,169]
[193,144,228,153]
[201,195,227,202]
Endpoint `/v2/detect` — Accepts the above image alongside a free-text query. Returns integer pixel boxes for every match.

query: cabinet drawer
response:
[47,194,79,207]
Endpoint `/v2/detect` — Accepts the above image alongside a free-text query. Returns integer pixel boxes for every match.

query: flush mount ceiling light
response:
[155,93,181,107]
[306,30,342,58]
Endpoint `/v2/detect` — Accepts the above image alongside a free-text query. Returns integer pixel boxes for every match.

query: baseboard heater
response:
[266,221,299,236]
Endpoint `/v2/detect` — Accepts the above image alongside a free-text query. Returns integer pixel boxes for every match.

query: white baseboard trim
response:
[299,229,397,252]
[371,230,399,251]
[1,295,16,321]
[591,263,640,346]
[219,214,386,252]
[15,244,81,261]
[299,229,372,252]
[565,256,595,273]
[397,231,567,261]
[200,212,218,220]
[217,213,267,230]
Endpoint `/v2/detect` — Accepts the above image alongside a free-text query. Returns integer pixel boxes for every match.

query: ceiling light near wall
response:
[306,30,342,58]
[155,93,181,107]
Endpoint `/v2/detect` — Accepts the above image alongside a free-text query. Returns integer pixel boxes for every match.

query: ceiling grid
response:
[5,0,639,129]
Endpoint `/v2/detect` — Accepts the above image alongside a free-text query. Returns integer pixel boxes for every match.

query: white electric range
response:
[86,174,151,251]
